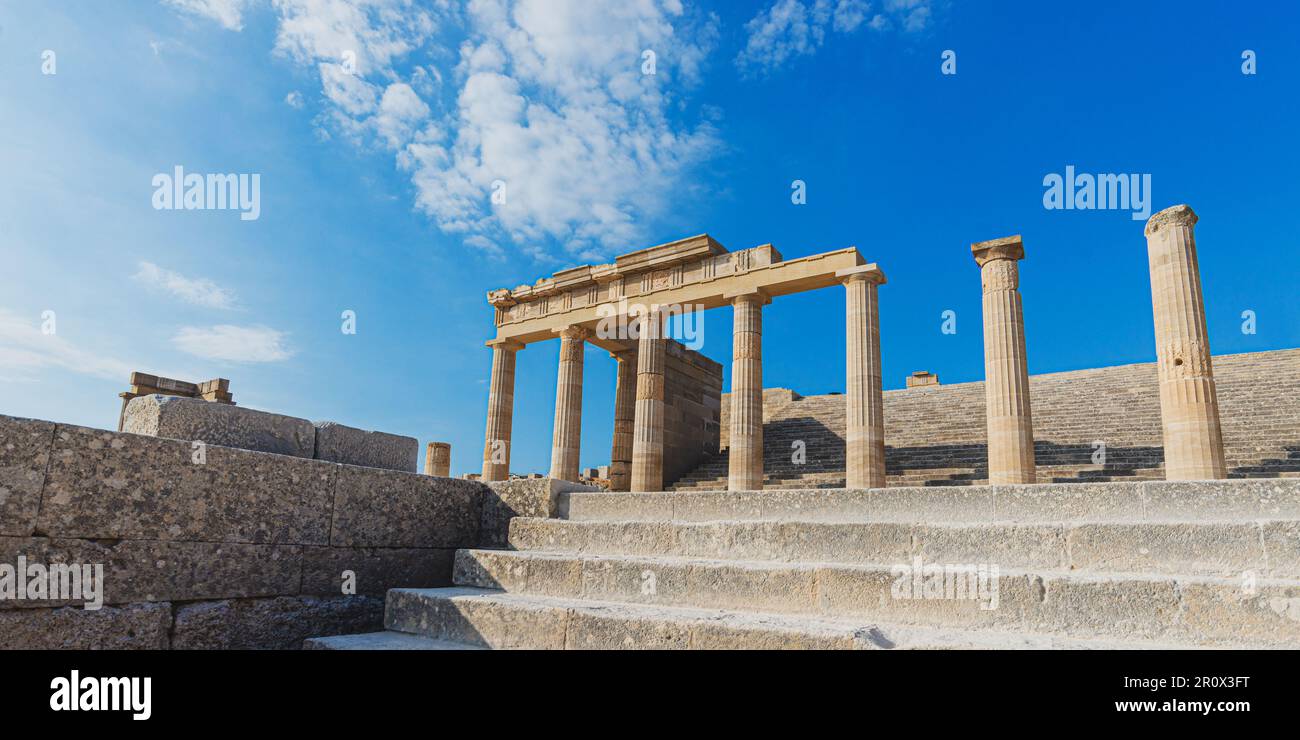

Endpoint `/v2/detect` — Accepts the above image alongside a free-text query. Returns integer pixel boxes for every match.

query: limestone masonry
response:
[7,203,1300,650]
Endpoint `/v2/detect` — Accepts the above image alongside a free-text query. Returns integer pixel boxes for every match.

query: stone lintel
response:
[972,235,1025,266]
[1144,204,1198,237]
[488,247,863,348]
[835,262,886,285]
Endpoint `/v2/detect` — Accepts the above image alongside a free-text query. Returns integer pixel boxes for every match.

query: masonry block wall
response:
[0,414,486,649]
[679,348,1300,490]
[660,340,724,487]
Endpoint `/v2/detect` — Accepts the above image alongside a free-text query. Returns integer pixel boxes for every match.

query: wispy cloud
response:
[0,309,135,382]
[173,324,293,362]
[133,261,238,310]
[736,0,933,75]
[163,0,253,31]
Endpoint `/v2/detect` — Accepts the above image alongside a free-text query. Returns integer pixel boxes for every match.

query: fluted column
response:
[609,350,637,491]
[728,289,768,491]
[425,442,451,477]
[837,264,887,489]
[630,310,666,492]
[1144,205,1226,480]
[549,326,589,482]
[972,236,1035,484]
[481,339,523,481]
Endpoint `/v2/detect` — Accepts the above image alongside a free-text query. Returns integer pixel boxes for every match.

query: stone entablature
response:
[485,235,861,350]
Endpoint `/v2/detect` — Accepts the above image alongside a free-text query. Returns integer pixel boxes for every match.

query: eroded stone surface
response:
[330,465,483,548]
[0,415,53,536]
[313,421,417,472]
[0,603,171,649]
[124,394,316,458]
[38,423,333,544]
[171,595,383,649]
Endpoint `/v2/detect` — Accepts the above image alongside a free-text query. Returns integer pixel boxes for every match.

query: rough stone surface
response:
[330,465,483,548]
[480,477,599,547]
[301,546,454,597]
[0,415,53,536]
[313,421,418,472]
[0,536,302,607]
[314,478,1300,649]
[124,394,316,458]
[0,603,171,649]
[171,595,383,649]
[38,423,333,544]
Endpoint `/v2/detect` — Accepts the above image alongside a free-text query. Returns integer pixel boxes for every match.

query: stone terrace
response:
[672,348,1300,491]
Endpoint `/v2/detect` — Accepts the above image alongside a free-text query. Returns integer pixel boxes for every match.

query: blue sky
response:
[1,1,1297,478]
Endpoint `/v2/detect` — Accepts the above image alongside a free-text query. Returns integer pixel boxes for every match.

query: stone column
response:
[549,326,589,482]
[727,289,769,491]
[425,442,451,477]
[837,264,887,489]
[1144,205,1227,480]
[631,309,666,492]
[972,236,1036,485]
[608,349,637,492]
[481,339,523,482]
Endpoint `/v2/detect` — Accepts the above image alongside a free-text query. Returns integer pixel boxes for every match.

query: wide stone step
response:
[568,480,1300,524]
[302,631,484,650]
[378,586,1203,650]
[452,549,1300,647]
[506,517,1300,578]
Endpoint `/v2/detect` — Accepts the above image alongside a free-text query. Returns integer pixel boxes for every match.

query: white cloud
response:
[164,0,253,31]
[285,90,305,108]
[173,325,294,362]
[133,261,238,310]
[736,0,933,74]
[168,0,721,262]
[0,309,134,382]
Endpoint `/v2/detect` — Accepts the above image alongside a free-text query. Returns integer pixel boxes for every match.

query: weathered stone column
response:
[608,349,637,492]
[425,442,451,477]
[631,309,666,492]
[837,264,887,489]
[481,339,523,482]
[549,326,589,482]
[1144,205,1227,480]
[972,235,1036,485]
[727,289,768,491]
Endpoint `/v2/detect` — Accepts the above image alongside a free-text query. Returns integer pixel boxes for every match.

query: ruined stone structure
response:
[425,442,451,477]
[480,235,881,491]
[116,371,233,432]
[480,206,1230,492]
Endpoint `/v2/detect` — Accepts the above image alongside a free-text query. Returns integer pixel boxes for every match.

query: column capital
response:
[486,338,525,351]
[553,325,592,341]
[836,263,887,286]
[724,287,771,306]
[972,235,1025,267]
[609,348,637,362]
[1144,204,1198,237]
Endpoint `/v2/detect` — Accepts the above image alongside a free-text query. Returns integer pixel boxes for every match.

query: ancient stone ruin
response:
[4,204,1300,650]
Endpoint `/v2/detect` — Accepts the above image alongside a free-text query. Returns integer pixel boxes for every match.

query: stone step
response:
[568,480,1300,524]
[378,586,1205,650]
[452,549,1300,647]
[302,631,485,650]
[506,517,1300,578]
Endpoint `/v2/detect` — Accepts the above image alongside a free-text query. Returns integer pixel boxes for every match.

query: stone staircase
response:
[306,479,1300,650]
[669,349,1300,492]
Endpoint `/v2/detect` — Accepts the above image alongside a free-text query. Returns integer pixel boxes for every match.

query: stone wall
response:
[660,341,724,487]
[0,414,485,649]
